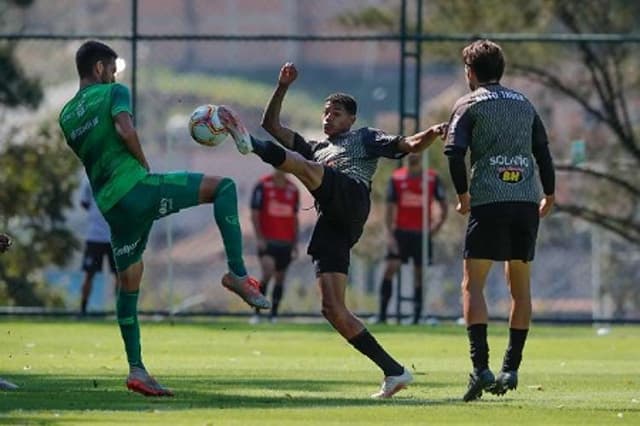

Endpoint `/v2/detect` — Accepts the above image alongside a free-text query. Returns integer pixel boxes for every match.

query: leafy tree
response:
[341,0,640,245]
[0,0,42,108]
[0,0,81,306]
[0,122,81,306]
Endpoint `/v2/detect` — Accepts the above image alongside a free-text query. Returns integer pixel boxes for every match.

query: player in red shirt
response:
[377,153,447,324]
[250,169,300,323]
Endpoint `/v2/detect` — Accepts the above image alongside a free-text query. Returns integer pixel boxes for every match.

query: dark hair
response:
[324,93,357,115]
[75,40,118,78]
[462,39,505,83]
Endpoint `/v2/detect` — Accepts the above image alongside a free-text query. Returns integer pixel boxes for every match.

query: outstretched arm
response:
[261,62,299,149]
[397,122,448,153]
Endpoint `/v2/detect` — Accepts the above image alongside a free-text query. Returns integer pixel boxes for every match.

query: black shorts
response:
[308,167,370,274]
[464,202,539,262]
[258,241,294,272]
[386,229,433,266]
[82,241,117,274]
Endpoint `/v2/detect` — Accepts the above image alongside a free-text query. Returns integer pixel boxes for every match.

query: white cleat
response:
[216,105,254,155]
[249,314,261,325]
[0,378,18,391]
[371,368,413,399]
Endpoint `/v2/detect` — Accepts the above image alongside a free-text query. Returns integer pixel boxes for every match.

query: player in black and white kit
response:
[218,62,447,398]
[444,40,555,402]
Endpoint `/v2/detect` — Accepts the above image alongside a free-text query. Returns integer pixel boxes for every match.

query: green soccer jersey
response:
[59,83,147,213]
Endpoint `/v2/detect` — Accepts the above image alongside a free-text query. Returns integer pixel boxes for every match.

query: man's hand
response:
[279,62,298,87]
[0,233,12,253]
[456,192,471,215]
[539,194,555,218]
[399,121,449,153]
[432,122,448,139]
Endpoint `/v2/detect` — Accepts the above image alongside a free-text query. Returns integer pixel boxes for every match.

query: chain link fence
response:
[1,0,639,322]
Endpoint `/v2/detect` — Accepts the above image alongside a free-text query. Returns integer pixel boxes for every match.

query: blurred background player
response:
[250,169,300,323]
[377,153,447,325]
[0,233,18,391]
[79,179,118,316]
[444,40,555,402]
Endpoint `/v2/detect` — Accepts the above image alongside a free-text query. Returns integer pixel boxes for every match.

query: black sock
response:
[467,324,489,373]
[379,278,392,321]
[271,284,283,317]
[413,285,423,324]
[251,136,286,167]
[348,330,404,376]
[502,328,528,372]
[81,299,87,315]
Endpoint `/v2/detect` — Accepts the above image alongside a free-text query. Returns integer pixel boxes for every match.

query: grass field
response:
[0,319,638,425]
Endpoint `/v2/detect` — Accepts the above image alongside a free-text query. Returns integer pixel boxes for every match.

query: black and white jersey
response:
[444,84,550,206]
[294,127,406,187]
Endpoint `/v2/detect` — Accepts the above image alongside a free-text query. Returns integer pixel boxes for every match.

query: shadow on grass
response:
[3,317,474,337]
[0,374,458,414]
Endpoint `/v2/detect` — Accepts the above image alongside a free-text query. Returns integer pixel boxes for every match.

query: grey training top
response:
[444,84,550,206]
[295,127,407,187]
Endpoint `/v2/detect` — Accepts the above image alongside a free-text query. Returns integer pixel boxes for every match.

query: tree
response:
[0,0,81,306]
[340,0,640,245]
[0,0,42,108]
[0,123,81,306]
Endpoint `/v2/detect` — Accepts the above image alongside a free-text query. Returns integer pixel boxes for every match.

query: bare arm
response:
[397,122,448,153]
[292,215,300,259]
[250,209,266,251]
[386,202,398,252]
[261,62,298,149]
[385,202,396,234]
[430,200,448,234]
[114,112,150,171]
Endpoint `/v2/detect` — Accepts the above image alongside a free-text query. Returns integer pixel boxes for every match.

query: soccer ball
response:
[188,104,229,147]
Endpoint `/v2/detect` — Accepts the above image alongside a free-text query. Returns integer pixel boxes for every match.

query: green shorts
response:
[103,172,204,272]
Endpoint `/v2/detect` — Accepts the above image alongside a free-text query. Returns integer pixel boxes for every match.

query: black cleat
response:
[489,370,518,396]
[462,369,495,402]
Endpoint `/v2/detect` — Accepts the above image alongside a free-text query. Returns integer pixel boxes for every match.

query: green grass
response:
[1,320,639,425]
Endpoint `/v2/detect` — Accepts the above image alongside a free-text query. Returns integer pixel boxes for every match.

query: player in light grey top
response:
[79,179,118,315]
[81,179,111,243]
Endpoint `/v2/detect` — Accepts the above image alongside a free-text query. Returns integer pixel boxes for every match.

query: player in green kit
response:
[59,40,269,397]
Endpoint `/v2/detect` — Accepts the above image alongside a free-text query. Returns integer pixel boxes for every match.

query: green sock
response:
[213,178,247,277]
[116,290,144,369]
